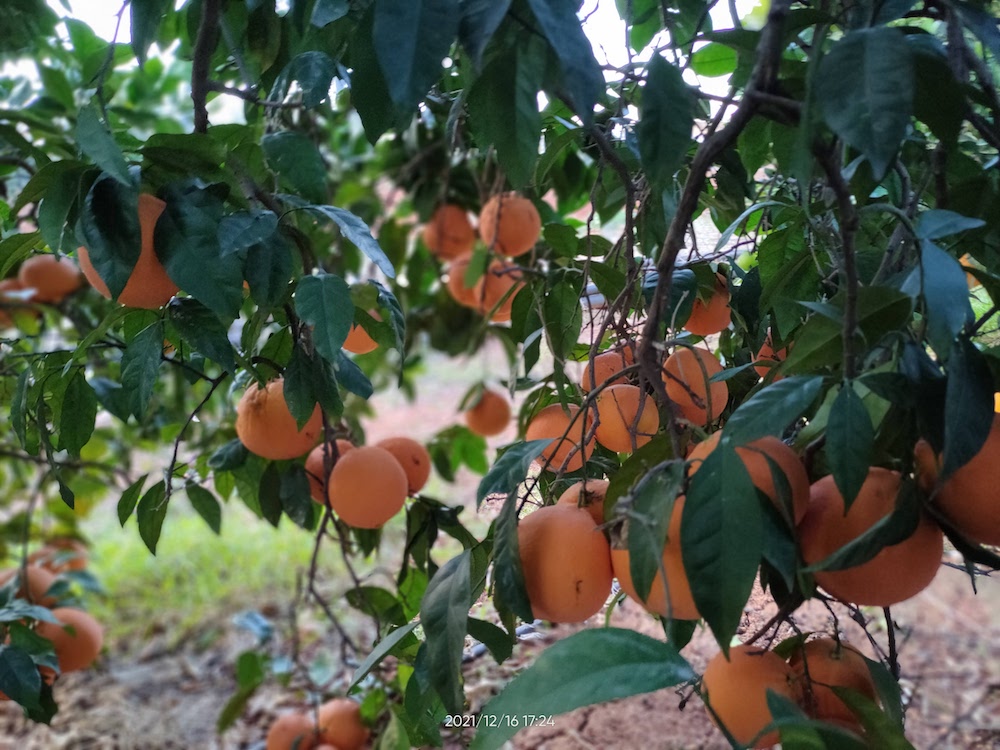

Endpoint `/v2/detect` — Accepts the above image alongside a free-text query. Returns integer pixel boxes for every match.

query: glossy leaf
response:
[167,298,237,372]
[458,0,511,68]
[419,549,471,713]
[186,484,222,534]
[826,382,874,510]
[723,376,823,446]
[0,646,42,709]
[476,439,552,509]
[638,55,694,188]
[120,322,163,419]
[77,174,141,300]
[136,480,168,555]
[492,491,533,622]
[941,336,994,480]
[117,474,147,526]
[57,371,97,456]
[902,240,973,356]
[308,205,396,278]
[294,273,354,363]
[76,105,130,184]
[626,461,684,601]
[262,132,328,204]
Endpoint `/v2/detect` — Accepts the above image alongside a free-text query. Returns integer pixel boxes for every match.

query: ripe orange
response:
[0,565,57,606]
[753,331,787,379]
[28,539,88,574]
[688,432,810,524]
[17,254,82,303]
[464,387,511,437]
[35,607,104,672]
[580,345,635,392]
[235,378,323,460]
[343,312,380,355]
[995,393,1000,413]
[798,469,943,606]
[524,403,595,473]
[662,347,729,425]
[916,415,1000,546]
[305,440,355,503]
[375,436,432,495]
[445,252,480,308]
[556,479,609,525]
[317,698,370,750]
[611,496,700,620]
[77,194,179,309]
[327,446,408,528]
[701,644,802,748]
[593,384,659,453]
[684,273,730,337]
[266,712,318,750]
[478,192,541,258]
[788,637,877,726]
[423,204,476,260]
[473,259,523,322]
[518,504,613,622]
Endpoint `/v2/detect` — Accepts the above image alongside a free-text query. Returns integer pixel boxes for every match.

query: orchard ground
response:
[1,340,998,750]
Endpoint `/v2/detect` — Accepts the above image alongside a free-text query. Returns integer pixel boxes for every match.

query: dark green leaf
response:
[167,298,236,372]
[283,344,321,427]
[638,56,694,188]
[942,337,994,480]
[833,687,915,749]
[764,692,869,750]
[246,232,293,310]
[308,205,396,278]
[476,439,552,508]
[37,164,83,254]
[724,376,823,445]
[136,480,168,555]
[348,7,406,143]
[279,465,316,529]
[117,474,147,526]
[865,656,905,729]
[419,549,471,713]
[816,27,913,179]
[130,0,170,66]
[543,280,583,360]
[827,382,873,510]
[258,463,284,527]
[77,174,141,300]
[0,646,41,708]
[916,209,985,240]
[209,439,249,470]
[294,273,354,363]
[11,368,29,449]
[350,621,420,689]
[262,132,327,203]
[312,0,348,26]
[471,629,693,750]
[120,322,163,419]
[492,491,534,622]
[373,0,461,111]
[76,105,130,184]
[334,351,375,399]
[56,372,97,456]
[271,51,337,108]
[458,0,511,68]
[187,484,221,534]
[216,210,279,256]
[626,462,684,601]
[902,240,973,356]
[466,618,513,664]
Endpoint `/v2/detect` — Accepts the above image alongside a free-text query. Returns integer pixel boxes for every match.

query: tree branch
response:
[191,0,222,133]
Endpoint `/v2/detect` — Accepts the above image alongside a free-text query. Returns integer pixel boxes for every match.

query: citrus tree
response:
[1,0,1000,746]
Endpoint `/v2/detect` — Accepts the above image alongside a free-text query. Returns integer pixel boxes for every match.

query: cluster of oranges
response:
[234,378,432,529]
[423,193,540,323]
[265,697,369,750]
[0,539,103,698]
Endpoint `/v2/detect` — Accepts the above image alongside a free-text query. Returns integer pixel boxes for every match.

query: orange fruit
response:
[464,387,511,437]
[580,345,635,392]
[17,254,82,303]
[423,204,475,260]
[317,698,370,750]
[327,446,408,528]
[77,194,179,309]
[662,347,729,425]
[473,259,524,322]
[701,644,802,748]
[375,436,432,495]
[35,607,104,672]
[960,253,980,289]
[788,637,877,726]
[28,539,88,574]
[518,504,613,622]
[611,496,700,620]
[995,393,1000,413]
[753,331,787,379]
[556,479,609,525]
[445,252,480,308]
[688,432,810,524]
[305,440,355,503]
[478,192,541,258]
[0,278,35,328]
[0,565,57,606]
[343,311,380,355]
[266,712,318,750]
[236,378,322,460]
[916,415,1000,546]
[593,384,659,453]
[524,403,595,473]
[798,469,943,606]
[684,273,730,337]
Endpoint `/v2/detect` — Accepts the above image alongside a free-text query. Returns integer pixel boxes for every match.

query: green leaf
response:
[57,371,97,456]
[682,445,761,651]
[209,439,248,471]
[826,382,873,511]
[0,645,42,709]
[307,205,396,278]
[764,692,869,750]
[373,0,461,112]
[136,480,168,554]
[637,55,694,188]
[626,462,684,601]
[916,209,985,240]
[117,474,147,526]
[468,41,544,189]
[186,484,222,534]
[312,0,349,26]
[816,27,913,180]
[902,240,973,356]
[350,621,420,689]
[833,687,916,749]
[283,344,321,427]
[76,105,130,184]
[77,174,141,300]
[262,132,327,204]
[543,280,583,360]
[120,322,163,419]
[130,0,170,67]
[524,0,604,124]
[458,0,511,68]
[335,350,374,399]
[154,184,244,319]
[492,491,533,622]
[270,51,337,108]
[466,618,513,664]
[246,231,293,310]
[37,164,83,254]
[690,43,737,77]
[10,368,30,449]
[167,298,236,372]
[258,463,284,527]
[294,273,354,363]
[216,210,279,256]
[471,629,693,750]
[476,439,552,509]
[279,465,316,529]
[723,376,823,445]
[419,549,471,713]
[942,336,994,481]
[348,7,407,143]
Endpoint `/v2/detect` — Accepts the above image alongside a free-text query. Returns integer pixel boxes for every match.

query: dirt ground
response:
[3,345,1000,750]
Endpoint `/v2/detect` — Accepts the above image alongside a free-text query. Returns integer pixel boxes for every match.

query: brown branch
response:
[191,0,222,133]
[0,446,131,480]
[162,372,228,505]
